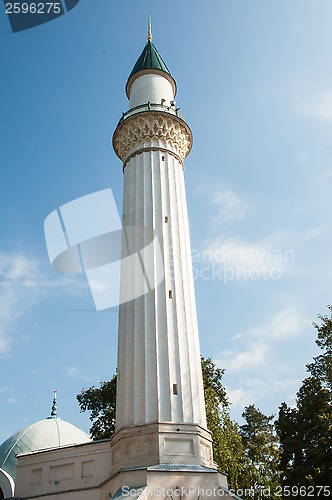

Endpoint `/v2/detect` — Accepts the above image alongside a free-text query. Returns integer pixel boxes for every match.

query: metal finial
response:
[147,16,152,42]
[51,389,58,417]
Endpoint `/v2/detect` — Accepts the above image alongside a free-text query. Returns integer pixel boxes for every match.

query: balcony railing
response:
[117,102,187,126]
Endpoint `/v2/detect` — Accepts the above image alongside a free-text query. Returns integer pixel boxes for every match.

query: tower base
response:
[103,464,237,499]
[14,439,240,500]
[111,422,214,474]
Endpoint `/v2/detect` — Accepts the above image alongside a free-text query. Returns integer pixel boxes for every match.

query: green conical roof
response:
[126,38,177,98]
[128,40,171,80]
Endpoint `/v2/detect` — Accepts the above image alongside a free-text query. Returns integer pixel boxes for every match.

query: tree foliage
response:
[201,356,228,410]
[276,306,332,490]
[306,305,332,392]
[276,377,332,488]
[240,405,280,497]
[215,412,246,490]
[77,376,116,440]
[201,357,245,489]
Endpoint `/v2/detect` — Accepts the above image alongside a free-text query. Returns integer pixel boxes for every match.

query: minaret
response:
[111,22,217,476]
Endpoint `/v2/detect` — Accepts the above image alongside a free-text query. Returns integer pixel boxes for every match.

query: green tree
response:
[201,356,229,430]
[240,405,280,498]
[306,305,332,392]
[276,307,332,490]
[214,411,246,490]
[77,376,116,440]
[276,376,332,488]
[201,357,245,489]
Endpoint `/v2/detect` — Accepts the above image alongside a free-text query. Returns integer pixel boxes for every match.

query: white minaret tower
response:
[12,22,233,500]
[111,23,230,495]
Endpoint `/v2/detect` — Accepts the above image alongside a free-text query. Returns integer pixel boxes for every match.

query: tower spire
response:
[50,389,58,418]
[147,16,152,42]
[125,18,176,99]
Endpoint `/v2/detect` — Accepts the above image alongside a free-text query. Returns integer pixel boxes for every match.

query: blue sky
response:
[1,0,332,442]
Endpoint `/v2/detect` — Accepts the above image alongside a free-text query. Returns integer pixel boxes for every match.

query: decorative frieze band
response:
[123,147,184,170]
[113,112,193,163]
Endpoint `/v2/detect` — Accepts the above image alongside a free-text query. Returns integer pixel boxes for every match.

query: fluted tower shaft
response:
[111,34,214,472]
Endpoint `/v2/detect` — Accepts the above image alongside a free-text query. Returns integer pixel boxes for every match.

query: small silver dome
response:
[0,418,90,481]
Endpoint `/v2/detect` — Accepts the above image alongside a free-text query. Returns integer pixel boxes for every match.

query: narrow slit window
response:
[173,384,178,395]
[169,290,173,299]
[165,216,168,223]
[162,155,165,161]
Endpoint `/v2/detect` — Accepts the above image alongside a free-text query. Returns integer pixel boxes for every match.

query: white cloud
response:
[8,398,18,405]
[0,251,86,355]
[67,367,81,378]
[230,333,243,341]
[0,252,37,283]
[296,151,310,165]
[226,387,254,409]
[306,225,332,239]
[66,367,96,383]
[223,343,270,372]
[219,308,306,371]
[250,307,306,340]
[273,377,302,391]
[297,90,332,121]
[210,186,248,225]
[196,183,249,233]
[0,253,38,354]
[318,166,332,184]
[215,306,311,416]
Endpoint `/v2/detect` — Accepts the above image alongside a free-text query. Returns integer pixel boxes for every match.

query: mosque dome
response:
[0,393,91,498]
[0,417,90,481]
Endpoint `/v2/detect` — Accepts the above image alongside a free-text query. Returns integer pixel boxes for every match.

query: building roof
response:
[126,39,177,98]
[128,41,171,81]
[0,418,90,480]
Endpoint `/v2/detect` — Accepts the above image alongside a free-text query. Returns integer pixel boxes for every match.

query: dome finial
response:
[147,16,152,42]
[50,389,58,418]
